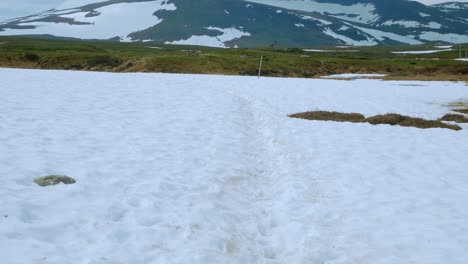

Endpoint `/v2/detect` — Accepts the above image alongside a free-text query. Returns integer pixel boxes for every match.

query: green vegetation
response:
[0,36,467,81]
[289,111,462,131]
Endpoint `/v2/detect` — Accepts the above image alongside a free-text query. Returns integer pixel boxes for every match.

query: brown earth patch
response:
[290,111,462,131]
[289,111,365,123]
[452,109,468,115]
[439,114,468,123]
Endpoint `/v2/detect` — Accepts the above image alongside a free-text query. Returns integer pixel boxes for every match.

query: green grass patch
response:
[86,55,122,68]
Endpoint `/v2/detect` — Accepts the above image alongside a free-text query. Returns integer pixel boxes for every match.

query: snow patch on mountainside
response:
[246,0,380,24]
[381,20,442,29]
[300,15,332,25]
[323,28,376,46]
[323,24,423,46]
[435,2,468,10]
[419,31,468,43]
[165,27,250,48]
[0,1,176,41]
[59,0,108,9]
[354,26,424,45]
[0,9,81,25]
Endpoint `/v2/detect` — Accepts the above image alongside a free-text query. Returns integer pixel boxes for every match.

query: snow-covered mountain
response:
[0,0,467,47]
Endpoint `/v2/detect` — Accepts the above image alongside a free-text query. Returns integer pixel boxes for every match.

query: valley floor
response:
[0,69,467,263]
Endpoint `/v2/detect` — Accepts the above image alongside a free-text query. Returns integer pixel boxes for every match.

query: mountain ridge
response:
[0,0,467,47]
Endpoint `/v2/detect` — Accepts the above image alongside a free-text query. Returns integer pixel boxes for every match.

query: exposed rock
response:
[34,175,76,187]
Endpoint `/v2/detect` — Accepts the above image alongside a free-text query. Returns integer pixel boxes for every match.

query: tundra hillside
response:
[0,37,467,81]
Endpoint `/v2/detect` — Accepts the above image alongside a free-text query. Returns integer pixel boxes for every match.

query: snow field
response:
[0,69,467,264]
[320,73,387,79]
[392,49,452,54]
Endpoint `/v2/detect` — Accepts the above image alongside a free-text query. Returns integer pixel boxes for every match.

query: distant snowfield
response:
[246,0,380,24]
[0,0,176,41]
[321,25,424,46]
[1,69,468,263]
[419,31,468,44]
[392,49,453,54]
[321,73,387,79]
[381,20,442,29]
[353,25,423,45]
[434,45,453,49]
[58,0,108,9]
[303,49,359,52]
[165,27,250,48]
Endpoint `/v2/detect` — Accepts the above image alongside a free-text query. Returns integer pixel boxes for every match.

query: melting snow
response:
[392,49,452,54]
[59,0,108,9]
[165,27,250,48]
[387,20,441,29]
[246,0,380,24]
[0,1,177,41]
[300,15,332,25]
[419,32,468,44]
[1,68,467,264]
[434,45,453,49]
[323,28,377,46]
[303,49,358,53]
[354,26,423,45]
[381,20,442,29]
[338,26,350,31]
[321,73,386,79]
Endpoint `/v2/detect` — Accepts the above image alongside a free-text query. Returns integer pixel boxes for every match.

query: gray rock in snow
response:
[34,175,76,187]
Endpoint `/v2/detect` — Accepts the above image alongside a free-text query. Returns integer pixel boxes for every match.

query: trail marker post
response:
[258,55,263,78]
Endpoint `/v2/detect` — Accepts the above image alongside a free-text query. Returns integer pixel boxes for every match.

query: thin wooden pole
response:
[258,56,263,78]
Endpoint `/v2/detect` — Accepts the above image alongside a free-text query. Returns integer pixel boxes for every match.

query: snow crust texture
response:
[0,69,467,264]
